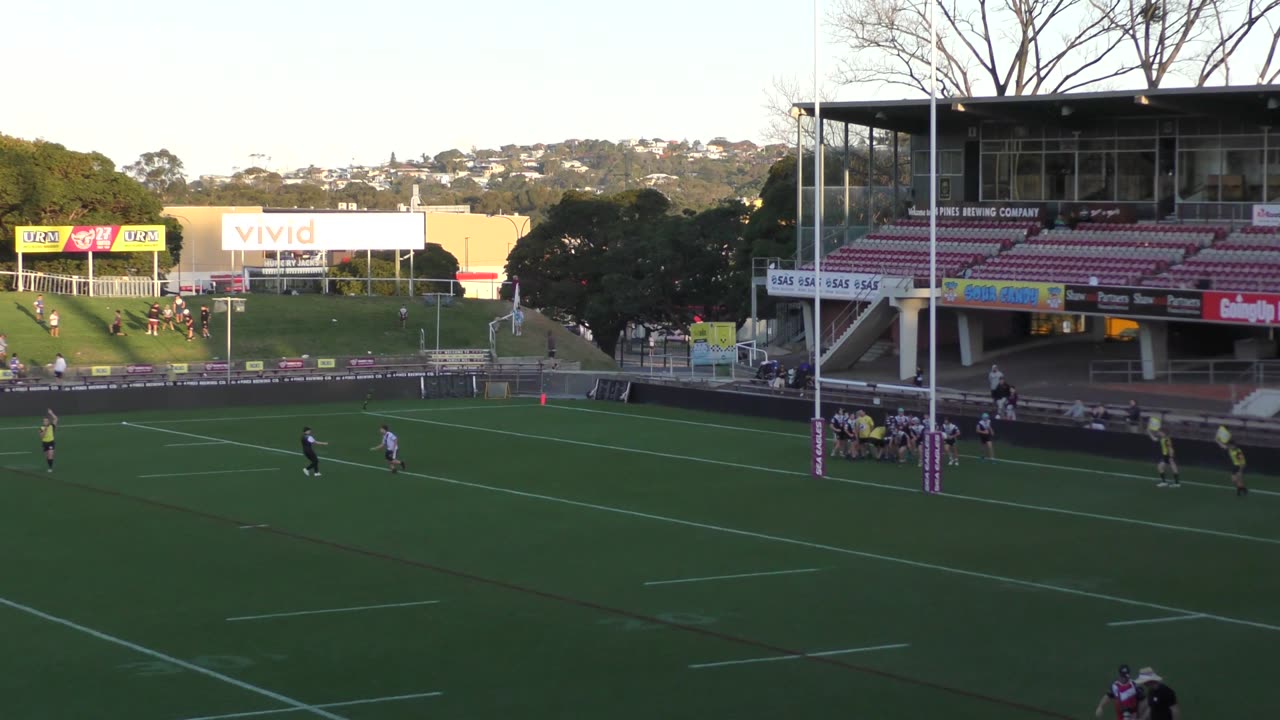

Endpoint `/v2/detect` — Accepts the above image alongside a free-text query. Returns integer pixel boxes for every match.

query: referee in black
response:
[301,426,328,477]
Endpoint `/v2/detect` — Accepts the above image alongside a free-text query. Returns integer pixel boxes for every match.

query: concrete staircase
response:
[818,297,897,371]
[1231,388,1280,418]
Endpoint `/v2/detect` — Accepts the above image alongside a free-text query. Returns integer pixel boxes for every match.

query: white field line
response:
[689,643,910,669]
[226,600,440,622]
[0,451,29,456]
[374,412,1280,547]
[0,595,346,720]
[123,422,1280,634]
[1106,614,1206,627]
[166,441,228,447]
[645,568,823,586]
[238,525,270,530]
[178,691,443,720]
[544,404,1280,497]
[139,468,278,479]
[0,403,530,433]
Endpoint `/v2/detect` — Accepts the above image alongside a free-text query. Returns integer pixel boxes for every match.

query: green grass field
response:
[2,398,1275,719]
[0,292,615,370]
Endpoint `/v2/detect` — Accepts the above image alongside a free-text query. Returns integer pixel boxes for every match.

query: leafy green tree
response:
[124,149,187,200]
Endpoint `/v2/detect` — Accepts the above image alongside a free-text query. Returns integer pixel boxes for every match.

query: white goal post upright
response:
[810,0,825,478]
[921,0,943,494]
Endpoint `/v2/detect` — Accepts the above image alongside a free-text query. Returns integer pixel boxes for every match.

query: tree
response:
[123,148,188,200]
[0,135,180,273]
[831,0,1129,97]
[389,151,398,167]
[413,243,463,295]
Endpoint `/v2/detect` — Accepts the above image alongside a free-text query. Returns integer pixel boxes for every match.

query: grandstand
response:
[774,86,1280,387]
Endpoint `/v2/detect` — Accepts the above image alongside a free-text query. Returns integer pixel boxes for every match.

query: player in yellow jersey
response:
[1152,431,1180,488]
[1227,443,1249,496]
[39,408,58,473]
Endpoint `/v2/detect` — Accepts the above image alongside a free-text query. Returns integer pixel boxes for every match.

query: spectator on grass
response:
[988,364,1004,404]
[398,304,408,329]
[1126,400,1142,433]
[146,303,160,336]
[0,332,7,360]
[48,309,60,338]
[110,310,127,336]
[52,353,67,381]
[9,354,24,379]
[513,307,524,336]
[33,294,44,323]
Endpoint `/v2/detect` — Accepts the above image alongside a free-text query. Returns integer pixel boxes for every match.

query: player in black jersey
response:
[301,426,328,477]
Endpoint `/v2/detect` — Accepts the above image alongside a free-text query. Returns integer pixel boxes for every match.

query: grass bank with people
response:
[0,292,615,372]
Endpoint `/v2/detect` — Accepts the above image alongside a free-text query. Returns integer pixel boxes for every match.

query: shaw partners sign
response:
[222,212,425,251]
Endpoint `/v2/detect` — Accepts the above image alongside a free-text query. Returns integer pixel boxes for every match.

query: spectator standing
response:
[513,307,524,336]
[1126,400,1142,432]
[200,306,211,338]
[398,304,408,329]
[110,310,126,336]
[1133,668,1178,720]
[33,294,44,323]
[52,353,67,381]
[48,309,60,338]
[988,364,1004,405]
[913,365,924,387]
[1090,403,1108,430]
[994,380,1012,415]
[9,354,25,379]
[0,332,7,361]
[163,304,176,331]
[546,330,557,359]
[1065,400,1087,422]
[1004,385,1019,420]
[184,310,195,342]
[146,303,160,336]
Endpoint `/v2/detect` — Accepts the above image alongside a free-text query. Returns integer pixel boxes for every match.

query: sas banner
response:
[15,225,166,254]
[940,278,1065,311]
[765,269,882,301]
[1062,285,1203,319]
[690,322,737,366]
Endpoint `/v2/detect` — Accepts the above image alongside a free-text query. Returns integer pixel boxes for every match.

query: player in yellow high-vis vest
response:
[39,408,58,473]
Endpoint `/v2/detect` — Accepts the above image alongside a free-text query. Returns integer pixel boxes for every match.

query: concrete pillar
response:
[1088,315,1107,341]
[1138,320,1169,381]
[957,311,985,367]
[802,300,815,354]
[892,298,927,381]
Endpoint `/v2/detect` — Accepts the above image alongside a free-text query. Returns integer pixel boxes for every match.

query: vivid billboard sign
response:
[221,212,425,251]
[15,225,166,253]
[940,278,1065,311]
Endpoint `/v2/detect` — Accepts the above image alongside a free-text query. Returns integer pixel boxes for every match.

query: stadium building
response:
[771,85,1280,405]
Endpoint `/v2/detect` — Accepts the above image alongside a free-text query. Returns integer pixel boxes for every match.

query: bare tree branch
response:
[1196,0,1280,85]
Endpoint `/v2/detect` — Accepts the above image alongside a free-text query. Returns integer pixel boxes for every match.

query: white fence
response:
[1,271,162,297]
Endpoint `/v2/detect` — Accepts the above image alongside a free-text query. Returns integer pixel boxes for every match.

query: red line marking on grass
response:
[5,467,1072,720]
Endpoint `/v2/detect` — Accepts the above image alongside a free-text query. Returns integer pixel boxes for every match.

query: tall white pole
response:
[811,0,825,477]
[928,0,939,431]
[226,300,233,384]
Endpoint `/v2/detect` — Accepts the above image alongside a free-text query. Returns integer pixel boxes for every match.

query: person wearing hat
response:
[1095,664,1142,719]
[300,426,328,477]
[976,412,995,461]
[1134,667,1178,720]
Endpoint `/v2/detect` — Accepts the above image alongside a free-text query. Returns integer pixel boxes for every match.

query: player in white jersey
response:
[976,413,995,461]
[941,419,961,465]
[371,423,407,473]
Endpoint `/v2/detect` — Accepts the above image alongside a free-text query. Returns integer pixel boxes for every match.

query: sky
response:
[2,0,829,178]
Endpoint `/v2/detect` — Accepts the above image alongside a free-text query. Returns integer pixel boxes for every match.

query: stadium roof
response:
[794,85,1280,135]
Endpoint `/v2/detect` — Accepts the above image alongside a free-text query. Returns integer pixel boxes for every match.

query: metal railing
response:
[1,271,162,297]
[1088,358,1280,387]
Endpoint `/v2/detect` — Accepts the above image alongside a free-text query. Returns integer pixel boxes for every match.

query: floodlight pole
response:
[928,0,938,433]
[811,0,825,477]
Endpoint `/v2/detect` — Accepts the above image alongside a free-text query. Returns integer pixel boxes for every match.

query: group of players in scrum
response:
[827,408,996,466]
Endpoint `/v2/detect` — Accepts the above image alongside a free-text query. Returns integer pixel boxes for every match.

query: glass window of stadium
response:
[1176,119,1268,202]
[978,122,1156,203]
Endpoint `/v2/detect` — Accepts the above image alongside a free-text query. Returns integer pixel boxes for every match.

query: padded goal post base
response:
[588,379,631,402]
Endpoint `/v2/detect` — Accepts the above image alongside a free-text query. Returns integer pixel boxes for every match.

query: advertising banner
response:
[906,203,1045,221]
[765,269,882,301]
[222,212,425,251]
[690,322,736,366]
[1202,291,1280,325]
[811,418,825,478]
[1251,204,1280,227]
[940,278,1065,311]
[1063,285,1203,319]
[15,225,166,254]
[921,431,943,494]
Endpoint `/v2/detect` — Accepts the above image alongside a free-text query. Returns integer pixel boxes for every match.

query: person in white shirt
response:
[371,424,407,473]
[52,353,67,380]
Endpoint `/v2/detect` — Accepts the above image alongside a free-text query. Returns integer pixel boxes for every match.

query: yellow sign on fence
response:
[14,225,166,254]
[245,361,264,372]
[690,322,737,366]
[90,366,111,376]
[317,358,336,369]
[170,363,189,374]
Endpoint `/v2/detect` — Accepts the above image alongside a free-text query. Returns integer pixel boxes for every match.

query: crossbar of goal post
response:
[818,377,943,494]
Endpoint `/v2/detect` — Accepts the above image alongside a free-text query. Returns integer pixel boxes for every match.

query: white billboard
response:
[766,269,882,301]
[221,212,425,251]
[1252,204,1280,227]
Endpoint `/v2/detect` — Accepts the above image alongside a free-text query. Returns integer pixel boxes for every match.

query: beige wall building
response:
[162,206,528,298]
